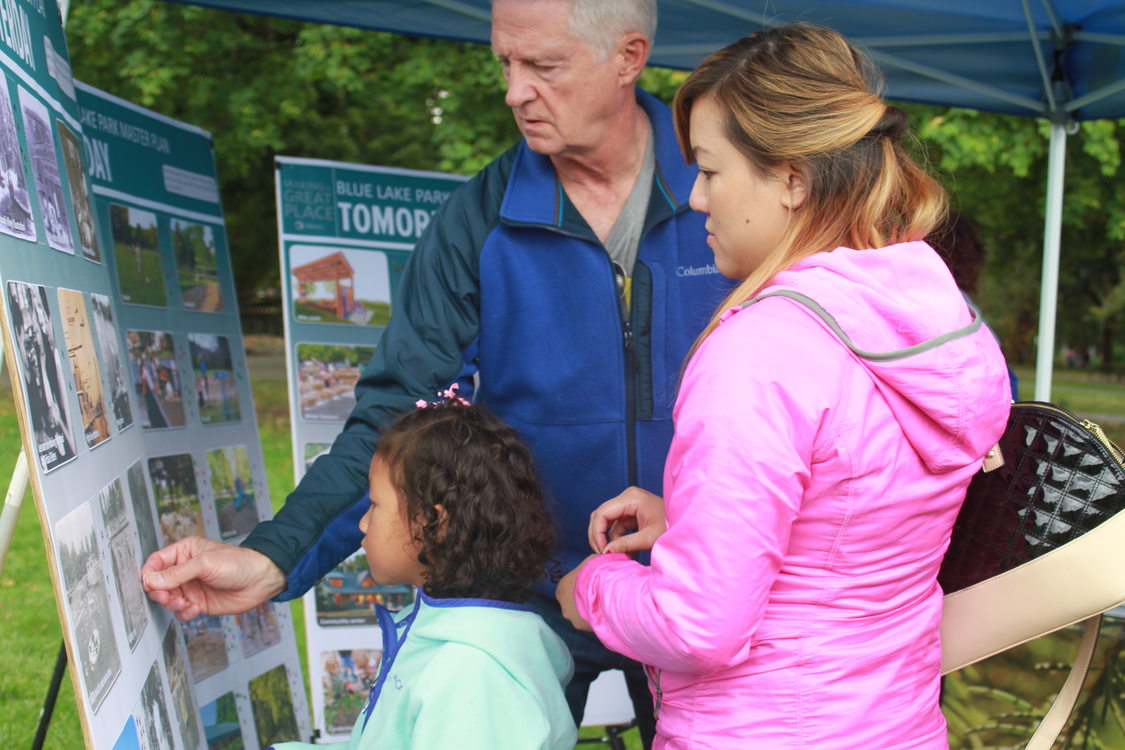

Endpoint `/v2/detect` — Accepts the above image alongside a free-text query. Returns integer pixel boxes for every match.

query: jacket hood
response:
[407,592,574,693]
[761,241,1011,473]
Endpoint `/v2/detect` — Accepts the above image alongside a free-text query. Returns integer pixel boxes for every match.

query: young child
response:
[272,397,577,750]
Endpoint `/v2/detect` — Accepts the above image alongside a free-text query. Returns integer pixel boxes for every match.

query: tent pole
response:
[1034,122,1068,402]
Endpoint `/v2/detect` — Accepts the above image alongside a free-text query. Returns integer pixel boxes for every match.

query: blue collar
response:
[361,595,421,729]
[419,589,534,612]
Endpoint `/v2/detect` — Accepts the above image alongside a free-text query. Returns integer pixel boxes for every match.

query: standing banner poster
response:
[73,82,311,749]
[274,156,465,741]
[0,2,311,742]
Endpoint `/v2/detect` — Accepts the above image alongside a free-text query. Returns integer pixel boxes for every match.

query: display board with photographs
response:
[0,18,309,744]
[275,156,464,739]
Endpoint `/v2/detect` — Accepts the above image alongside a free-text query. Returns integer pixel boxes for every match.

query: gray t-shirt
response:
[605,122,655,306]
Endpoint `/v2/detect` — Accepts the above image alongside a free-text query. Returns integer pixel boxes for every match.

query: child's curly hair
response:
[375,401,558,602]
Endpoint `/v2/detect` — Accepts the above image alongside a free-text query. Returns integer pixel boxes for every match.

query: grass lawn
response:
[113,243,167,308]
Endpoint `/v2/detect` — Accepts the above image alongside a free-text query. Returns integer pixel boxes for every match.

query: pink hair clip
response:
[415,382,470,409]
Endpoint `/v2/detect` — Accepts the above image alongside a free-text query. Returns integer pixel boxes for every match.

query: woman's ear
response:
[778,162,808,211]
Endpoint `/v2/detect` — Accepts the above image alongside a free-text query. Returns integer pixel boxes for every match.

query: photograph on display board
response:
[295,343,374,422]
[113,715,141,750]
[172,218,223,312]
[206,445,258,540]
[6,280,77,472]
[134,661,174,750]
[148,453,203,545]
[98,476,149,650]
[161,621,204,750]
[315,550,414,627]
[17,87,73,254]
[201,692,244,750]
[289,245,391,326]
[0,75,35,242]
[89,292,135,432]
[302,442,329,473]
[188,333,241,424]
[55,501,122,713]
[249,664,300,747]
[55,120,100,261]
[184,613,229,682]
[126,459,160,561]
[58,288,111,449]
[110,203,167,307]
[236,602,281,659]
[126,329,186,430]
[321,649,380,736]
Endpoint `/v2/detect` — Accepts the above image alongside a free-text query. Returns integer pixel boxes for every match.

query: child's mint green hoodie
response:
[272,590,576,750]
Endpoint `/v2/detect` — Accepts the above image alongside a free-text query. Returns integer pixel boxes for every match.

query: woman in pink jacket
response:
[556,24,1011,749]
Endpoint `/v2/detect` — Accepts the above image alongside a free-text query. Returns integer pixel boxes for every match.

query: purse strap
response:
[1025,615,1102,750]
[742,288,1101,748]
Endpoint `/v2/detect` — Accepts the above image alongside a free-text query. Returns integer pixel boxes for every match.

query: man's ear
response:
[616,32,650,86]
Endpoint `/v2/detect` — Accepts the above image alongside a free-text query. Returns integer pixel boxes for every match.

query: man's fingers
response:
[140,545,178,577]
[176,602,201,621]
[143,555,203,592]
[146,587,171,605]
[141,536,207,576]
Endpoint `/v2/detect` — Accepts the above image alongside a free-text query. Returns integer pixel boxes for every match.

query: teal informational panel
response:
[274,156,465,740]
[0,6,310,744]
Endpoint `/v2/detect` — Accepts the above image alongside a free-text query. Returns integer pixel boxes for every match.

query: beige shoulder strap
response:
[1024,615,1101,750]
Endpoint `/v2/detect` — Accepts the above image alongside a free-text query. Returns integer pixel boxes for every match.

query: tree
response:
[65,1,518,310]
[903,103,1125,368]
[65,3,1122,366]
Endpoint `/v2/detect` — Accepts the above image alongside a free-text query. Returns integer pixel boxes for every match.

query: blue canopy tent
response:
[158,0,1125,398]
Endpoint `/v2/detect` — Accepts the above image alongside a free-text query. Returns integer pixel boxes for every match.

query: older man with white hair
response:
[143,1,730,744]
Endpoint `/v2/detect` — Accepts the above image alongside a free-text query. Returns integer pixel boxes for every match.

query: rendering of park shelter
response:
[292,251,357,320]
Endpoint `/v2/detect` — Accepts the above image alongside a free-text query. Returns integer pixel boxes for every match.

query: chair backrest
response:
[581,669,635,727]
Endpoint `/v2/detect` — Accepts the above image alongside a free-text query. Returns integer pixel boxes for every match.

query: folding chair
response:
[576,669,637,750]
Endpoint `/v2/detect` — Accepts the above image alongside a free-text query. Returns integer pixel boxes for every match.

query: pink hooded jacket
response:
[575,242,1011,749]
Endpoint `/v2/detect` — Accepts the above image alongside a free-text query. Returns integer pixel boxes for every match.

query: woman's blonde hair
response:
[674,23,946,349]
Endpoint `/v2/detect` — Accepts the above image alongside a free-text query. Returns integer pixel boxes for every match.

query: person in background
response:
[271,399,576,750]
[928,210,1019,399]
[556,24,1011,748]
[142,2,730,744]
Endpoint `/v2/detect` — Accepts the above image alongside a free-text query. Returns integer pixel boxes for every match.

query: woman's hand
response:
[588,487,666,555]
[556,556,596,631]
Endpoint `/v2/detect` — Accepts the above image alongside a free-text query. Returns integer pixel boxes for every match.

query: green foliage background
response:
[64,0,1125,368]
[248,664,299,747]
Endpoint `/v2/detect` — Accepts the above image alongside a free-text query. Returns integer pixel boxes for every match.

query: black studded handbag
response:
[938,401,1125,750]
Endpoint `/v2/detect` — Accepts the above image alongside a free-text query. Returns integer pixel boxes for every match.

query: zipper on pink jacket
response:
[645,664,663,719]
